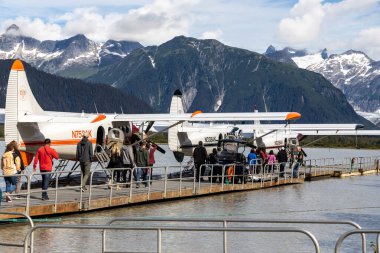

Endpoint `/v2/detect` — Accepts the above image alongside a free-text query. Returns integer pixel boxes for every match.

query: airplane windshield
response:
[223,142,237,153]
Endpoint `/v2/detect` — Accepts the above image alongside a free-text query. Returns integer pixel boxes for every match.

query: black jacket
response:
[76,137,93,163]
[276,149,288,163]
[193,145,207,164]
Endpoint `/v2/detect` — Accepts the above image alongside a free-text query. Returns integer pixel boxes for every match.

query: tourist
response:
[135,141,150,187]
[247,148,257,174]
[121,138,135,188]
[147,141,157,185]
[11,140,25,198]
[109,144,124,190]
[292,146,304,178]
[76,132,93,192]
[193,141,208,181]
[1,142,21,202]
[350,157,356,174]
[276,147,288,177]
[267,150,276,173]
[33,139,59,200]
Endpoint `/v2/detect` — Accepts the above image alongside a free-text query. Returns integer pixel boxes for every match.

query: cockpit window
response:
[224,142,237,153]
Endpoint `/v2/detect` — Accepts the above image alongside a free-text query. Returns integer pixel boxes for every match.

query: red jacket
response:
[149,145,157,165]
[33,145,59,171]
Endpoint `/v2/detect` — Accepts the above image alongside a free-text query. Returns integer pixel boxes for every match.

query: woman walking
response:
[1,142,21,202]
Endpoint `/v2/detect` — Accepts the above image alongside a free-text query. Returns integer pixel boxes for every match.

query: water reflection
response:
[0,143,380,252]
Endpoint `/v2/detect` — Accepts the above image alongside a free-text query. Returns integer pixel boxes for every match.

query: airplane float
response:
[3,60,302,167]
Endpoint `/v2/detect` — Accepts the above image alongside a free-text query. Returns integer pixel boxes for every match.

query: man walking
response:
[193,141,207,181]
[135,141,149,187]
[33,139,59,200]
[76,132,93,192]
[276,147,288,178]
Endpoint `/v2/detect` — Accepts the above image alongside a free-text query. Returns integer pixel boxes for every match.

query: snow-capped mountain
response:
[0,24,143,78]
[264,45,328,68]
[265,46,380,125]
[306,51,380,115]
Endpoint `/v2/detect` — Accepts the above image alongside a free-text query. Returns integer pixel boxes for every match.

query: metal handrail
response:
[0,211,34,251]
[105,217,364,252]
[23,224,320,253]
[335,229,380,253]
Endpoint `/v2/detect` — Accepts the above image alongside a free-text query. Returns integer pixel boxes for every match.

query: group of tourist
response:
[106,138,157,189]
[192,140,305,181]
[247,146,304,177]
[0,132,158,205]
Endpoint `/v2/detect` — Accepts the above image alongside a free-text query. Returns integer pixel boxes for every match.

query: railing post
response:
[129,168,134,202]
[179,165,183,196]
[157,228,162,253]
[54,171,59,213]
[223,220,228,253]
[26,174,32,215]
[164,167,168,198]
[221,165,225,190]
[88,170,95,210]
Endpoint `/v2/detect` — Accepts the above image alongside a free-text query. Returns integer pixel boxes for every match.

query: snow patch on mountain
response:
[182,87,197,112]
[292,53,324,69]
[148,55,156,68]
[213,90,225,112]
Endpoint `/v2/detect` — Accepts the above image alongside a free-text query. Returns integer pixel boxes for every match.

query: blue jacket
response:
[247,152,257,164]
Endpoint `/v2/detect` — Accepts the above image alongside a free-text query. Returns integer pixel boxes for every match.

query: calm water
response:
[0,143,379,252]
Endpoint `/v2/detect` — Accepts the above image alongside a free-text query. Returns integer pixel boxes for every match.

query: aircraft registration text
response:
[72,130,92,139]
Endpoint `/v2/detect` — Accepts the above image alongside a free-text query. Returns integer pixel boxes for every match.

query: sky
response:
[0,0,379,60]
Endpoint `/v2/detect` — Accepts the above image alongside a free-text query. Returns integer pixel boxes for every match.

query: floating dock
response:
[0,156,379,219]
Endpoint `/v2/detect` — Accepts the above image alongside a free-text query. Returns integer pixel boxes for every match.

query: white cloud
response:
[200,29,223,40]
[353,27,380,60]
[1,17,63,40]
[1,0,199,44]
[278,0,379,50]
[278,0,324,44]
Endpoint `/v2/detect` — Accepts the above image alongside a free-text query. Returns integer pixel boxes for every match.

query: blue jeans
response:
[141,168,150,185]
[4,176,17,193]
[293,162,299,178]
[41,173,51,198]
[134,168,142,185]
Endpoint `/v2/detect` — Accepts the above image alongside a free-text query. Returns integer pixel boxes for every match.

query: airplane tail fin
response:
[168,89,184,152]
[5,60,44,144]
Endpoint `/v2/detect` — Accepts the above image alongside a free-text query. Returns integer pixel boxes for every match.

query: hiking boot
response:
[42,196,49,200]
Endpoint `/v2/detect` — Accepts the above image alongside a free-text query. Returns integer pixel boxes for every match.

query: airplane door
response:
[96,126,105,151]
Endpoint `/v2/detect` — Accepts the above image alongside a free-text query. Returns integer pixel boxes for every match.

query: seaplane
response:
[3,60,302,168]
[165,90,380,162]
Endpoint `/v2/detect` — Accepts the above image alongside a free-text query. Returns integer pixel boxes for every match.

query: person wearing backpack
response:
[121,138,135,188]
[33,138,59,200]
[76,132,93,192]
[10,140,25,198]
[1,142,21,202]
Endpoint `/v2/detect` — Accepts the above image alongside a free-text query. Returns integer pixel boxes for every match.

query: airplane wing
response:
[297,130,380,136]
[236,124,364,132]
[113,112,301,122]
[17,111,301,124]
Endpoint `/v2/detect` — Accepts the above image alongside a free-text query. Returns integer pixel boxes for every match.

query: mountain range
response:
[0,59,152,114]
[86,36,373,127]
[0,24,143,78]
[0,25,375,128]
[264,46,380,125]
